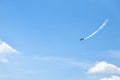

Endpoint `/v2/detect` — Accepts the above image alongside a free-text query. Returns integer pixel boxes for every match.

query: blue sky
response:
[0,0,120,80]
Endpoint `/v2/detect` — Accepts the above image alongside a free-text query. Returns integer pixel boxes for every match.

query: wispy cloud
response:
[108,50,120,59]
[100,75,120,80]
[33,56,90,69]
[0,57,8,63]
[88,61,120,74]
[0,40,19,63]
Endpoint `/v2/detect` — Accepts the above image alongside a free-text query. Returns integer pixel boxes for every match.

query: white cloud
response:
[0,40,19,63]
[100,75,120,80]
[88,61,120,74]
[0,41,17,54]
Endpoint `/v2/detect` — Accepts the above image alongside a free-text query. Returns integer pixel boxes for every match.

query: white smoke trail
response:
[84,19,109,40]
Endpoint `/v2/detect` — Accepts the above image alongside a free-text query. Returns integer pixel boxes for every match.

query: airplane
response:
[80,38,84,41]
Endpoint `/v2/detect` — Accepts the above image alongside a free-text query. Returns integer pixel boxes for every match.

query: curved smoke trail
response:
[80,19,109,41]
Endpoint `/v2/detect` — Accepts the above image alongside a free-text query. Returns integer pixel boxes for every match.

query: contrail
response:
[80,19,109,41]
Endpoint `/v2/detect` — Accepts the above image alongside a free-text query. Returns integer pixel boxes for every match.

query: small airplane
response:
[80,38,84,41]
